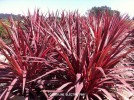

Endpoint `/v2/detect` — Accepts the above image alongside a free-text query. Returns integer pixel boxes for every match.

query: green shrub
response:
[0,20,9,39]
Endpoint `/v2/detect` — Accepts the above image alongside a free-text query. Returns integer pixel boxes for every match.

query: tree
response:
[86,6,120,16]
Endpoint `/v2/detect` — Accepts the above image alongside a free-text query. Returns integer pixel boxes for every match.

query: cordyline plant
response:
[0,10,134,100]
[0,10,61,100]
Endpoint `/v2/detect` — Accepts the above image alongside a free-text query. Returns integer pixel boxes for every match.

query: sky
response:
[0,0,134,17]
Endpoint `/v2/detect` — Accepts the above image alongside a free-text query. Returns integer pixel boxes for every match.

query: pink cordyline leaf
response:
[49,82,72,98]
[98,88,116,100]
[55,49,75,74]
[66,86,75,93]
[25,97,28,100]
[74,73,83,100]
[27,68,65,83]
[0,89,7,100]
[4,77,18,100]
[96,67,107,78]
[38,85,49,99]
[116,92,129,100]
[74,82,83,100]
[93,94,102,100]
[117,78,134,93]
[22,70,27,94]
[0,40,22,75]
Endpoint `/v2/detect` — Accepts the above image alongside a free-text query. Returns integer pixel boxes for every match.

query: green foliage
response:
[0,13,21,20]
[0,24,6,38]
[0,20,9,39]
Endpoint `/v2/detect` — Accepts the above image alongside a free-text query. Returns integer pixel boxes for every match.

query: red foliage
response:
[0,10,134,100]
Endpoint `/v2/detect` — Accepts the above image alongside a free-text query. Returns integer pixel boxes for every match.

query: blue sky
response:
[0,0,134,17]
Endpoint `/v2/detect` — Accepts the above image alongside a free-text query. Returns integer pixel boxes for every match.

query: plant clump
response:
[0,10,134,100]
